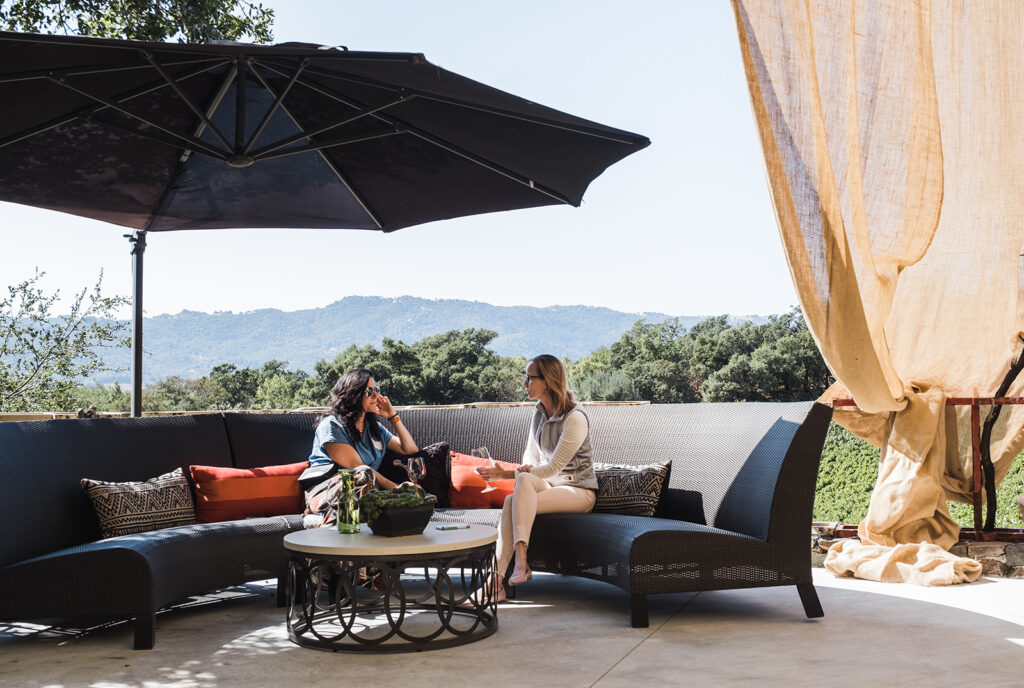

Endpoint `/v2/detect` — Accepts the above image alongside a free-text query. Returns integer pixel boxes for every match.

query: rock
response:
[811,550,827,568]
[1008,566,1024,579]
[949,542,969,558]
[817,537,839,551]
[967,542,1007,559]
[1005,543,1024,568]
[811,522,837,537]
[978,558,1009,577]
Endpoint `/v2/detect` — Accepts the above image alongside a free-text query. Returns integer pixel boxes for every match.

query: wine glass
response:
[471,447,498,493]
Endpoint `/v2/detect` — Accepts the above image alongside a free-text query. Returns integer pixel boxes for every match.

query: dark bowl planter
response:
[366,503,435,537]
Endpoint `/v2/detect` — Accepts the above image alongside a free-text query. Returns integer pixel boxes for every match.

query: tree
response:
[0,271,129,412]
[609,319,699,403]
[256,371,307,410]
[700,309,832,402]
[144,374,229,411]
[209,362,260,409]
[414,328,525,404]
[574,369,638,402]
[566,346,615,386]
[71,380,131,412]
[370,338,425,403]
[0,0,274,42]
[303,343,388,407]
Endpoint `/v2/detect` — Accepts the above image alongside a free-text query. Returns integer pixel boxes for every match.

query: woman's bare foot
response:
[508,541,533,586]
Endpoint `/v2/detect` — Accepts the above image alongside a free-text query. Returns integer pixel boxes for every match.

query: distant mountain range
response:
[93,296,769,384]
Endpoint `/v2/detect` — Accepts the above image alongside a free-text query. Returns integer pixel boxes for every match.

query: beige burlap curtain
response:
[732,0,1024,584]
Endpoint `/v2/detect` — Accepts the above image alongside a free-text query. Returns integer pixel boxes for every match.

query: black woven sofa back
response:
[222,412,319,469]
[0,414,233,568]
[584,401,824,540]
[390,406,535,460]
[380,401,826,541]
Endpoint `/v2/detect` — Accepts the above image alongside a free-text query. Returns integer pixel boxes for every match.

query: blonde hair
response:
[531,354,576,417]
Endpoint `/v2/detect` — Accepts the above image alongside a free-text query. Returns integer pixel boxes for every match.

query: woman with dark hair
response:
[475,354,598,601]
[303,368,418,528]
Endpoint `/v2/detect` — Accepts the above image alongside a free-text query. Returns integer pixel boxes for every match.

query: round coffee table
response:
[283,523,498,652]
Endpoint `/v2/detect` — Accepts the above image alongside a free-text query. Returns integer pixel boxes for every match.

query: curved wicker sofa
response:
[0,401,830,649]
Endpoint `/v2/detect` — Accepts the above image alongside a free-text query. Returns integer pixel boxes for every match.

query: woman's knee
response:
[514,471,543,489]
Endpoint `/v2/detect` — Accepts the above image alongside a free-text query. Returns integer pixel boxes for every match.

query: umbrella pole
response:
[127,231,147,417]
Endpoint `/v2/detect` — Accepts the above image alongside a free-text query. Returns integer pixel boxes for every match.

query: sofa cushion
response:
[592,460,671,517]
[189,462,307,523]
[449,451,518,508]
[81,467,197,538]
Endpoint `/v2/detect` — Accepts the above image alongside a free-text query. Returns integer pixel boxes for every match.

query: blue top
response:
[308,416,394,471]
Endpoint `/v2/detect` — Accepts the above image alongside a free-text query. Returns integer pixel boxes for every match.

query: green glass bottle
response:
[337,470,360,534]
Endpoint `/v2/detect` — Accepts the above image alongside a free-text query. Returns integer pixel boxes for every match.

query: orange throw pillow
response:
[189,462,308,523]
[449,451,519,508]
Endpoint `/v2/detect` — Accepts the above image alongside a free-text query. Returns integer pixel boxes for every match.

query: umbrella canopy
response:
[0,31,649,231]
[0,31,649,415]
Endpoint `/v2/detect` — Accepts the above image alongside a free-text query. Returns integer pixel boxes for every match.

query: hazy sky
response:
[0,1,798,319]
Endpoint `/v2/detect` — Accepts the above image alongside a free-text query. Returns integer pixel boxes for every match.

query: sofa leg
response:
[133,613,155,650]
[797,583,824,618]
[629,594,649,628]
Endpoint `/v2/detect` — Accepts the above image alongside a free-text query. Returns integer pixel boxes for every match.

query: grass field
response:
[813,422,1024,529]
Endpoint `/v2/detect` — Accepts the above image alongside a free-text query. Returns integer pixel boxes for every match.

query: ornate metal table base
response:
[286,545,497,652]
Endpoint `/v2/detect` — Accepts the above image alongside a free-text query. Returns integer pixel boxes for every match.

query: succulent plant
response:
[358,482,437,523]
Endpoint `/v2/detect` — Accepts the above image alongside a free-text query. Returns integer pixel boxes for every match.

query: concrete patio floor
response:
[1,568,1021,688]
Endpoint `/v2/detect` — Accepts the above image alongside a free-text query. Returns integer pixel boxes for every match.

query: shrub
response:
[814,422,1024,529]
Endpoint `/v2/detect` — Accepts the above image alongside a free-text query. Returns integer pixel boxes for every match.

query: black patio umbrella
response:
[0,31,649,414]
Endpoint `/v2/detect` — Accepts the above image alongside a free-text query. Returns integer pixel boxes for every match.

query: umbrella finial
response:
[226,154,255,168]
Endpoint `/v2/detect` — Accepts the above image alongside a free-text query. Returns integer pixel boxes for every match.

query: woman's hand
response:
[475,465,513,481]
[377,394,395,418]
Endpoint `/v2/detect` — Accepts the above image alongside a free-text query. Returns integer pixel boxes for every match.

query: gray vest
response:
[531,405,599,490]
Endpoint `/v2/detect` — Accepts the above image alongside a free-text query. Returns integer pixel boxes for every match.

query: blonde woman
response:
[476,354,598,601]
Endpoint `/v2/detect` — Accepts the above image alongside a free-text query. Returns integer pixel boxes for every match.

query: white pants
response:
[496,472,596,575]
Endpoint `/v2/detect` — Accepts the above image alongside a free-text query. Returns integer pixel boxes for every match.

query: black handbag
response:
[298,462,338,491]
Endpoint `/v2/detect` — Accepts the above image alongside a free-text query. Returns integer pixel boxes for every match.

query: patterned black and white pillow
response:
[592,460,671,517]
[81,467,197,538]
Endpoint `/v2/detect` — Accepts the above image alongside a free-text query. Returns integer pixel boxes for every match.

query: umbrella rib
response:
[141,50,234,153]
[235,56,247,152]
[313,149,384,229]
[182,64,237,164]
[242,58,308,155]
[0,60,227,151]
[87,112,226,159]
[262,60,644,145]
[251,66,383,229]
[414,94,644,145]
[253,130,402,161]
[0,56,225,84]
[404,129,573,205]
[259,63,574,205]
[247,93,410,159]
[45,75,229,159]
